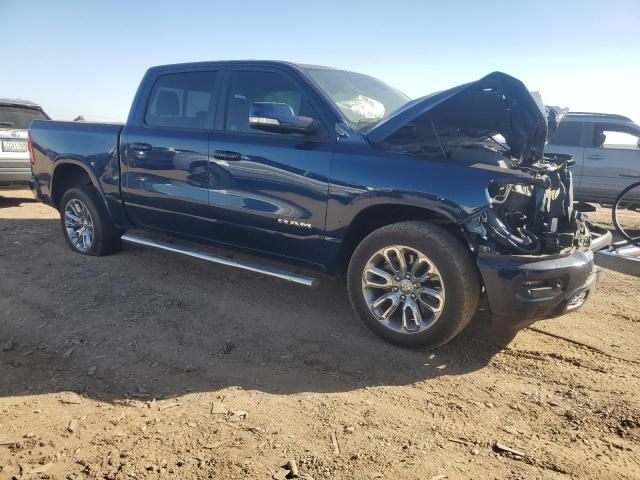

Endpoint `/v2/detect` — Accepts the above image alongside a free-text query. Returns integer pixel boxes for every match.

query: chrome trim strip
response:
[121,234,318,287]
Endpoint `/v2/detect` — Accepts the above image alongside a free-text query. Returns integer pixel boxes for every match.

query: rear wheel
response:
[59,185,122,256]
[347,221,480,348]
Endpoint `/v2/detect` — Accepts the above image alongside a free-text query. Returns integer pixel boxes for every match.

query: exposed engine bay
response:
[465,154,593,255]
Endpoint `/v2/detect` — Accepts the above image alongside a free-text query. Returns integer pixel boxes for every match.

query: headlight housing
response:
[486,182,534,205]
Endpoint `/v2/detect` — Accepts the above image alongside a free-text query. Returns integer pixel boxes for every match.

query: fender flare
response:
[50,158,110,212]
[345,195,467,229]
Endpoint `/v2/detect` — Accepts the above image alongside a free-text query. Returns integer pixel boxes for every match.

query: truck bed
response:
[29,120,126,223]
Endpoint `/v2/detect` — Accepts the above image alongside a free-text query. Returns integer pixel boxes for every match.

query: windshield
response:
[304,68,410,129]
[0,105,48,129]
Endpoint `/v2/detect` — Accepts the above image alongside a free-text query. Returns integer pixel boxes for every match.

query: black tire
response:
[347,221,480,348]
[59,185,122,256]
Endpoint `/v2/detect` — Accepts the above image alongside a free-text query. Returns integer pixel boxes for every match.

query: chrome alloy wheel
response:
[361,245,445,334]
[64,199,95,252]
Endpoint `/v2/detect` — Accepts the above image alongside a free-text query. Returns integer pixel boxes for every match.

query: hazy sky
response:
[2,0,639,123]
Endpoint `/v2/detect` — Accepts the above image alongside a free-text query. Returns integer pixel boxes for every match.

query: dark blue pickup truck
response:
[28,61,610,347]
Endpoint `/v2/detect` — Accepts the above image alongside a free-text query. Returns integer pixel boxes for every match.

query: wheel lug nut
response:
[400,295,406,300]
[414,283,419,288]
[393,287,398,291]
[395,276,400,281]
[410,294,416,299]
[405,274,410,279]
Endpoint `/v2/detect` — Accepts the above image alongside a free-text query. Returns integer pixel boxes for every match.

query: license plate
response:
[2,140,27,152]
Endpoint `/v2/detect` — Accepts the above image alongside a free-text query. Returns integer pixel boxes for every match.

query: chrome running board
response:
[121,234,319,287]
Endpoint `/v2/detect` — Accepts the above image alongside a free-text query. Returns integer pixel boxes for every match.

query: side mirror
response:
[249,102,317,135]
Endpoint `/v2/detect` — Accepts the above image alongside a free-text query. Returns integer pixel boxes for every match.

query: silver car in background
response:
[0,98,49,188]
[546,112,640,204]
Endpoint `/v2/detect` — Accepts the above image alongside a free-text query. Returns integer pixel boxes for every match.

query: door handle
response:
[213,150,242,161]
[586,154,604,160]
[130,142,152,152]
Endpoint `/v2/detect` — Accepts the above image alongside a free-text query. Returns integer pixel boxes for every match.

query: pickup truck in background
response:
[28,61,611,348]
[546,112,640,204]
[0,98,49,187]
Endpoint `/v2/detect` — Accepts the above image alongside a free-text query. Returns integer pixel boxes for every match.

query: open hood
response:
[367,72,556,164]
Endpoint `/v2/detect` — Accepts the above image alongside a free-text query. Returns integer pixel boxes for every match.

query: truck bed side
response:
[29,120,131,227]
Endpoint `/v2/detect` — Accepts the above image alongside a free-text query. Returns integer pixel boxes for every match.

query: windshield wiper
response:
[486,136,511,155]
[0,121,14,127]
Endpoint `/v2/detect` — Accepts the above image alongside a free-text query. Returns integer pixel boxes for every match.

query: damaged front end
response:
[367,71,612,326]
[469,157,593,255]
[367,71,598,256]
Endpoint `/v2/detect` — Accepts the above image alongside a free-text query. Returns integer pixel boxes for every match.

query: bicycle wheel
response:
[612,181,640,246]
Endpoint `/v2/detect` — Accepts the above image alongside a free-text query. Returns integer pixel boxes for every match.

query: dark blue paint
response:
[29,61,539,275]
[28,120,129,226]
[120,125,212,238]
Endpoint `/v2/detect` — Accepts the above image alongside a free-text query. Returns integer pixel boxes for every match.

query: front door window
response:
[592,124,640,150]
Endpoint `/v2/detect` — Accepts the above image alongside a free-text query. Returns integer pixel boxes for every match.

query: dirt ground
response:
[1,188,639,480]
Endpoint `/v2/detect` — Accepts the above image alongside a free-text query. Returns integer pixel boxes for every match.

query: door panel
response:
[121,126,211,236]
[207,133,332,261]
[120,69,221,237]
[580,123,640,203]
[206,69,333,263]
[581,147,640,202]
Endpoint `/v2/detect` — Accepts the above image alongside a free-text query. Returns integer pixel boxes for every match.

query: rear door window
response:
[145,71,219,130]
[0,106,48,129]
[547,121,583,146]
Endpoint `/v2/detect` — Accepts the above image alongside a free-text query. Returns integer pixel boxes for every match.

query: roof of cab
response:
[152,60,301,69]
[147,60,343,74]
[0,98,44,110]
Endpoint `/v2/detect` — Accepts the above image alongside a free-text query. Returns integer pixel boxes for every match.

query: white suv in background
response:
[546,112,640,204]
[0,98,49,188]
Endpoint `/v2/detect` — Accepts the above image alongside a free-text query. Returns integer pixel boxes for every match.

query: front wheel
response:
[347,221,480,348]
[59,185,122,256]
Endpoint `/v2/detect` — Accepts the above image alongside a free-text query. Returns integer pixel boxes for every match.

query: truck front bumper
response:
[477,230,612,333]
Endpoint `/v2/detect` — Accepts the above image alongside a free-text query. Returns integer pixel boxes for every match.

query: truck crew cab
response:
[28,61,610,348]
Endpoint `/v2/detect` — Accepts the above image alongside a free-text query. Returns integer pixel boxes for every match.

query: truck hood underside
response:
[367,71,553,165]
